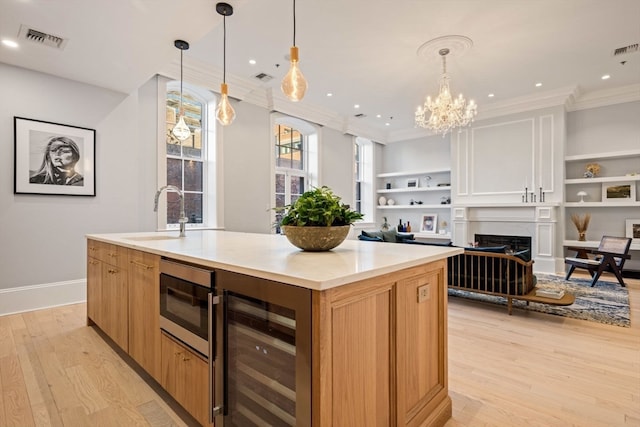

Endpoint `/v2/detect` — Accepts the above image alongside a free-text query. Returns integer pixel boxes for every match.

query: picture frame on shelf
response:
[14,116,96,196]
[626,219,640,243]
[407,178,418,188]
[420,214,438,233]
[601,181,635,202]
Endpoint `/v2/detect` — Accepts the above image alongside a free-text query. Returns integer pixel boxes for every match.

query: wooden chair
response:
[565,236,632,287]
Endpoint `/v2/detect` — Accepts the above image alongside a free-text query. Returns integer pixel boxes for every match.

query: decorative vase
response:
[578,232,586,242]
[281,225,350,251]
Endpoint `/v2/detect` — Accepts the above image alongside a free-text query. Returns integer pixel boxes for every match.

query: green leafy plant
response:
[277,186,363,227]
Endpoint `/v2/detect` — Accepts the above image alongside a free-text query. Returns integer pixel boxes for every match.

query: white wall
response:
[221,100,272,233]
[319,127,354,205]
[0,63,159,311]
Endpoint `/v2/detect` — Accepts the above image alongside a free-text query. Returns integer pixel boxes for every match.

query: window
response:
[354,137,374,223]
[272,115,319,233]
[274,124,307,232]
[354,142,363,213]
[159,79,218,230]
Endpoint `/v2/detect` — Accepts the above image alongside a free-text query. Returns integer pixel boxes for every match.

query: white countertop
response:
[87,230,462,291]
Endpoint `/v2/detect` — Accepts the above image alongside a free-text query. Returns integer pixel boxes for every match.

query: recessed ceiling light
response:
[354,104,360,109]
[2,39,18,48]
[376,114,381,118]
[248,59,256,65]
[326,92,333,97]
[385,122,390,126]
[535,82,542,87]
[601,74,611,80]
[488,93,495,98]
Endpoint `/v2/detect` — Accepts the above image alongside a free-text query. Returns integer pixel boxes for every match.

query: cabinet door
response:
[128,249,161,381]
[102,263,128,351]
[396,261,448,427]
[87,257,102,326]
[161,332,210,426]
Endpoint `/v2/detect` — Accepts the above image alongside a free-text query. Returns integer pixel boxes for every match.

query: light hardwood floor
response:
[0,273,638,427]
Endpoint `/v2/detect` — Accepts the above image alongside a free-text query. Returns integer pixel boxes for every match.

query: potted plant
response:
[276,186,363,251]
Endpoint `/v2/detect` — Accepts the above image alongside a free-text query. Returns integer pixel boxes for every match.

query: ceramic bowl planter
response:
[282,225,350,251]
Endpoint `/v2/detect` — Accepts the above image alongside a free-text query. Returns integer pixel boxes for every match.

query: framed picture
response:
[407,178,418,188]
[626,219,640,243]
[601,181,635,202]
[420,214,438,233]
[14,117,96,196]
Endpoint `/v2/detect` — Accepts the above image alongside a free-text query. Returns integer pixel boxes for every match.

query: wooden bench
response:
[448,249,575,314]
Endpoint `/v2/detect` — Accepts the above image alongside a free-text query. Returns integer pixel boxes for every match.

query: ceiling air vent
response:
[18,25,68,50]
[613,43,638,56]
[254,72,273,82]
[354,113,367,118]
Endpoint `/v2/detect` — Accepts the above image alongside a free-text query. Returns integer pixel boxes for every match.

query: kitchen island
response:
[86,230,462,427]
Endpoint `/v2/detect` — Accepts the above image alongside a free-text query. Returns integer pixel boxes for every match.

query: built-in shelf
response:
[564,149,640,162]
[376,168,450,178]
[564,201,639,207]
[377,204,451,210]
[565,175,640,184]
[564,240,640,251]
[453,202,560,208]
[377,186,451,194]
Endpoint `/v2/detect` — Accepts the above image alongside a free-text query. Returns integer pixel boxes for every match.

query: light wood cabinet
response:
[313,260,450,427]
[128,249,161,381]
[86,239,128,351]
[161,332,210,427]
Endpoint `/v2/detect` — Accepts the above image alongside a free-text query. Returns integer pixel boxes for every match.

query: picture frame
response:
[626,219,640,243]
[420,214,438,233]
[14,117,96,196]
[601,181,635,203]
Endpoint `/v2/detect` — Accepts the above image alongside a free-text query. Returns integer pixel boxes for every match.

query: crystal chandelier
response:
[415,48,477,136]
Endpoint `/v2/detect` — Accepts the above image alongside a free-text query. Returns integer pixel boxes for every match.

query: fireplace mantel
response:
[452,204,561,274]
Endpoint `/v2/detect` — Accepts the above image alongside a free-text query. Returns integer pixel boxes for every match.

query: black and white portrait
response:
[29,131,84,186]
[14,117,96,196]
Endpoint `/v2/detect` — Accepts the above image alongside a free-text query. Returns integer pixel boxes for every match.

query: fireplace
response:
[475,234,531,253]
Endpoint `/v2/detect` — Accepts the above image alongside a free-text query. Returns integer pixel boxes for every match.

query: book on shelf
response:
[535,289,565,300]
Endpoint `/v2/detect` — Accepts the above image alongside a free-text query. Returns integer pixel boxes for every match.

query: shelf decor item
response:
[584,162,600,178]
[277,186,363,251]
[407,178,418,188]
[602,182,635,202]
[570,213,591,241]
[577,191,587,202]
[626,219,640,243]
[14,116,96,196]
[420,214,438,234]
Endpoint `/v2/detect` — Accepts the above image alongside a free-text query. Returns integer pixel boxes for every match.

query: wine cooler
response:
[215,270,311,426]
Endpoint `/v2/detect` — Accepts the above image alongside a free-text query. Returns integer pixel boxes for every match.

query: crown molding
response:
[566,83,640,111]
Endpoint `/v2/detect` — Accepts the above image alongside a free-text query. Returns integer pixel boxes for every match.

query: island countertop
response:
[87,230,462,291]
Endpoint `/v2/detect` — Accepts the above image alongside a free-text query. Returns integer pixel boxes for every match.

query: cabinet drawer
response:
[88,239,127,268]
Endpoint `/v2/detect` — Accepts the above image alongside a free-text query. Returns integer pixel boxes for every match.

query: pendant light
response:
[216,2,235,126]
[172,40,191,141]
[281,0,307,102]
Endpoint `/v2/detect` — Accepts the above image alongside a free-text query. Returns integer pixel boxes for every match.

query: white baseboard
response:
[0,279,86,317]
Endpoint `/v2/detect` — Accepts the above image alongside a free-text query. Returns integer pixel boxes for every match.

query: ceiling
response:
[1,0,639,142]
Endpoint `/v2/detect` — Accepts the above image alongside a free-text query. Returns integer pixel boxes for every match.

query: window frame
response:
[157,78,219,231]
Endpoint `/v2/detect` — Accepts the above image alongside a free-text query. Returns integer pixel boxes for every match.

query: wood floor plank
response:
[0,354,35,427]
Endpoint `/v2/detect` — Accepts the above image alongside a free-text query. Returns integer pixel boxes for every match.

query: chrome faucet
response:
[154,185,188,237]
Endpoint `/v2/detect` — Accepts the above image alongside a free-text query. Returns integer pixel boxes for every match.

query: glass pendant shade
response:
[172,114,191,141]
[281,46,307,102]
[216,83,235,126]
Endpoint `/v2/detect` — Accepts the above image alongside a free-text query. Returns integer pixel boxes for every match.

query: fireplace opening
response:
[474,234,531,253]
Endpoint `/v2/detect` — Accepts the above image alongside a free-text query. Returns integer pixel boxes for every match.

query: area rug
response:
[448,274,630,327]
